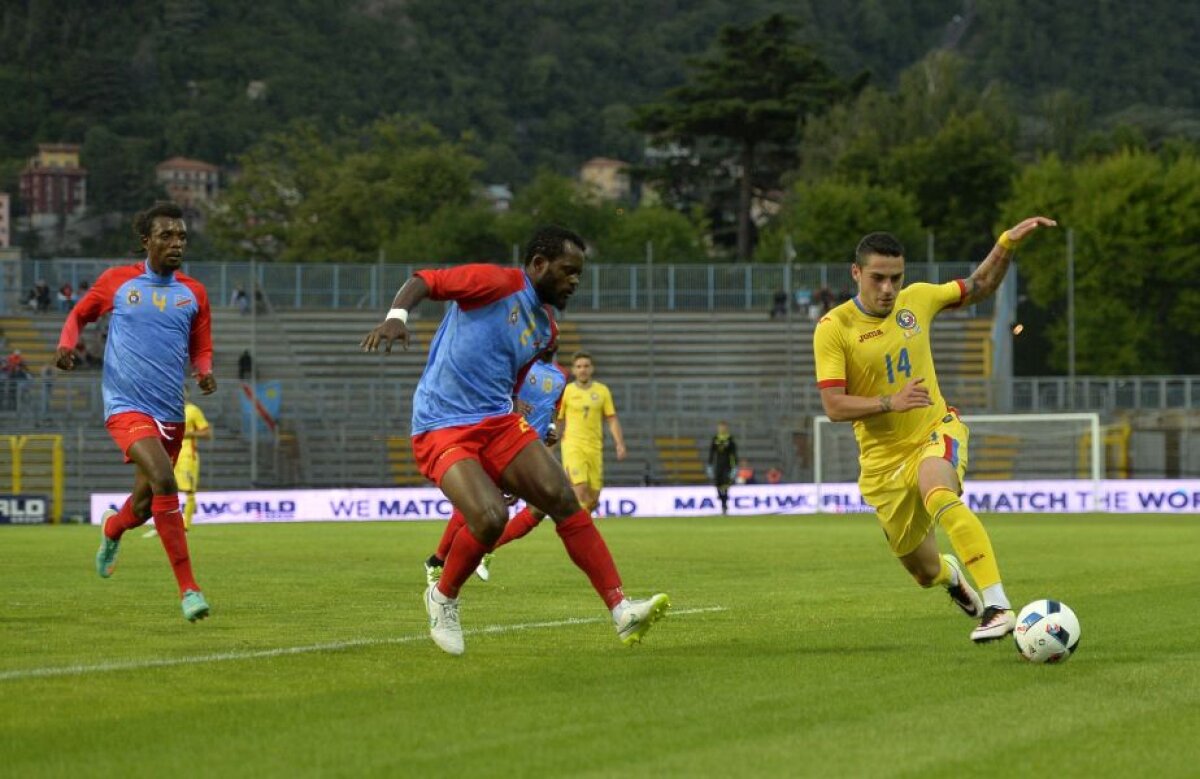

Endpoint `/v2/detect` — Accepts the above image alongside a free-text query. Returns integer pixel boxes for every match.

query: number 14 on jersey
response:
[884,348,911,384]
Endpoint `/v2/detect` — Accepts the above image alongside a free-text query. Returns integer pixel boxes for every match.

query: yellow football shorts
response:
[859,414,970,557]
[174,455,200,493]
[562,447,604,491]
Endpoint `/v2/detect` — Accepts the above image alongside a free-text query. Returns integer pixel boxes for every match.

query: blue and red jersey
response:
[517,359,569,438]
[411,264,557,435]
[59,261,213,422]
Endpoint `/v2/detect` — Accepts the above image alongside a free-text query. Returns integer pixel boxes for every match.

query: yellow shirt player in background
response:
[813,216,1056,643]
[559,351,626,513]
[144,394,211,537]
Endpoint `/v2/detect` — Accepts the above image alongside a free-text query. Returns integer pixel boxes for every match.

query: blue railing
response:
[8,257,983,314]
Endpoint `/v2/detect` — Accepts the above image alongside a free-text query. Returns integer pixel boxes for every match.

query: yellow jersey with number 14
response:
[813,281,967,476]
[559,381,615,453]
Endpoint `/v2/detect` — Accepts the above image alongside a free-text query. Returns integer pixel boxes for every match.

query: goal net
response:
[813,413,1102,507]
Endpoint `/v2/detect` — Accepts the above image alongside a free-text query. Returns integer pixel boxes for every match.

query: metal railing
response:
[10,257,985,314]
[8,374,1196,426]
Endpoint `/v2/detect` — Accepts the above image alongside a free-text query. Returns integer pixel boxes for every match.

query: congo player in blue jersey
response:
[362,226,669,656]
[423,344,569,583]
[57,202,216,622]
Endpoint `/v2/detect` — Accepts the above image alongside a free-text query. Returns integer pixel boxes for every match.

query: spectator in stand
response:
[735,458,757,485]
[817,286,835,316]
[238,349,253,381]
[6,349,31,379]
[231,285,249,315]
[34,280,51,313]
[74,341,102,370]
[765,466,783,485]
[58,282,75,312]
[770,290,788,319]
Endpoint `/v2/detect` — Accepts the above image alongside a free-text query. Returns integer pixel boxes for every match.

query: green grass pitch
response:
[2,514,1198,778]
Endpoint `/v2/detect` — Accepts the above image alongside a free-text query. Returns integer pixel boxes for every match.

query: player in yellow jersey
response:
[559,351,626,513]
[813,217,1056,643]
[143,391,211,537]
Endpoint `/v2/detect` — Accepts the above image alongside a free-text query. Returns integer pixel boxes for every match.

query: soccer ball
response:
[1013,599,1081,664]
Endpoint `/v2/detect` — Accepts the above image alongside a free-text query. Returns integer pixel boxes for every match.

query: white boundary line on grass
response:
[0,606,725,682]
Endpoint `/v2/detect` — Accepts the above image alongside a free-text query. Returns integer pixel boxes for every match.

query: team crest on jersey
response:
[590,392,599,401]
[896,308,922,338]
[127,288,141,305]
[542,377,554,393]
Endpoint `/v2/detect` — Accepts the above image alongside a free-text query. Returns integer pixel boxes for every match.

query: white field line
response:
[0,606,725,682]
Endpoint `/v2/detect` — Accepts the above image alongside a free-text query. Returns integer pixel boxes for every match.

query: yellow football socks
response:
[183,493,196,531]
[925,486,1001,590]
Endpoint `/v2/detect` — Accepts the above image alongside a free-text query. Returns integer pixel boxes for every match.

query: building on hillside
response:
[579,157,632,201]
[156,156,219,210]
[19,144,87,230]
[483,184,513,212]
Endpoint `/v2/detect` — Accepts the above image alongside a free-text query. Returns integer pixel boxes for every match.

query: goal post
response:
[813,412,1103,511]
[0,434,65,523]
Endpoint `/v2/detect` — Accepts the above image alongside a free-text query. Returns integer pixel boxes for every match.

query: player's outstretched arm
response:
[820,378,932,422]
[963,216,1057,305]
[361,276,430,353]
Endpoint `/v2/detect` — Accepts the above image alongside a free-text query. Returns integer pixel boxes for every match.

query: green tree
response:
[1001,149,1200,375]
[495,170,618,252]
[208,117,484,263]
[634,14,862,261]
[755,179,923,264]
[800,52,1017,260]
[599,206,708,264]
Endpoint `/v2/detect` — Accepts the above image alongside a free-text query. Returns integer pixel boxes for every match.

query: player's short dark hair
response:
[571,350,593,364]
[854,232,905,265]
[524,225,586,266]
[133,202,185,241]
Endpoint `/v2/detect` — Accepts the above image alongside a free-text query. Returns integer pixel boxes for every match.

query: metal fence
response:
[7,374,1197,426]
[8,257,985,314]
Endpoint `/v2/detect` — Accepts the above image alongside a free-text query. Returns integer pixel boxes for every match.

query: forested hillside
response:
[2,0,1195,210]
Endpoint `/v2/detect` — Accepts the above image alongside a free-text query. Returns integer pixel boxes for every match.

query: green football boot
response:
[95,509,120,578]
[181,589,210,622]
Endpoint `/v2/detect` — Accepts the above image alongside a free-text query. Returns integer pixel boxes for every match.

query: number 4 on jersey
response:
[884,348,911,384]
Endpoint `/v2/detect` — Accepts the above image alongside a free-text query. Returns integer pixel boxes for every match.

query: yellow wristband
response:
[997,231,1017,251]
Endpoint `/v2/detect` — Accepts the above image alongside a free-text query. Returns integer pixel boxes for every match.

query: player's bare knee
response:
[470,501,508,544]
[544,482,581,519]
[148,473,178,495]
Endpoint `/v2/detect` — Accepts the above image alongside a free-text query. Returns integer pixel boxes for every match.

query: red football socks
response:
[494,506,542,548]
[437,524,492,599]
[151,494,199,594]
[435,510,468,561]
[555,509,624,609]
[104,496,147,540]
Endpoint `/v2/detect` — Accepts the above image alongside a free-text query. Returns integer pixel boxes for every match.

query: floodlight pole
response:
[646,240,657,474]
[250,256,258,486]
[1067,228,1076,408]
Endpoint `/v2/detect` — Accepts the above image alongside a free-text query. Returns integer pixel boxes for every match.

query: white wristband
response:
[385,308,409,324]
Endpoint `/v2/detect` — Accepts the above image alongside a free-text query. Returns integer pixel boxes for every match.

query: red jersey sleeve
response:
[414,264,527,311]
[182,276,214,375]
[57,264,139,349]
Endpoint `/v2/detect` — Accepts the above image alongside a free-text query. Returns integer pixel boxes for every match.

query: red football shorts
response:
[412,413,540,486]
[105,411,185,464]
